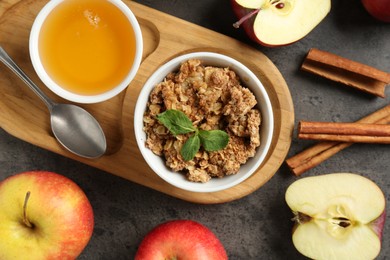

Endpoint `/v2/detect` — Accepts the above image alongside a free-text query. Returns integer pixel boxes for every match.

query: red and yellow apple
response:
[231,0,331,46]
[362,0,390,22]
[135,220,228,260]
[285,173,386,260]
[0,171,94,260]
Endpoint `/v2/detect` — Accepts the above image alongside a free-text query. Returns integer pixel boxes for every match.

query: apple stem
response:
[23,191,34,228]
[233,8,260,28]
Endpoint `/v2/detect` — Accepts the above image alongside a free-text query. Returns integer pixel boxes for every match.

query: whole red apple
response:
[0,171,94,260]
[231,0,331,47]
[362,0,390,22]
[135,220,228,260]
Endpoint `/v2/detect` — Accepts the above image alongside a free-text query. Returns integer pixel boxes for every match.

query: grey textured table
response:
[1,1,389,259]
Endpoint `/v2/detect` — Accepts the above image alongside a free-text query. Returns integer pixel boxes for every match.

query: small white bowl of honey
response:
[29,0,143,103]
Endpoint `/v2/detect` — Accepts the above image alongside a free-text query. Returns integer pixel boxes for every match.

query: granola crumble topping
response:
[143,59,262,183]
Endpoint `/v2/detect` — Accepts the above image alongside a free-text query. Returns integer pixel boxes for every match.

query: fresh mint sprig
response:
[156,109,229,161]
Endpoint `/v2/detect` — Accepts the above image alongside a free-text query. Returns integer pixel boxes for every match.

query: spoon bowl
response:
[50,104,107,158]
[0,46,106,158]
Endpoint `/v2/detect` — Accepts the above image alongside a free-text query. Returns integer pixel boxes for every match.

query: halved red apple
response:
[285,173,386,260]
[231,0,331,46]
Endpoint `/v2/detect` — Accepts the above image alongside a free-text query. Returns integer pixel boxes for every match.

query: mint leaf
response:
[156,110,196,136]
[180,134,200,161]
[156,109,230,161]
[199,130,229,152]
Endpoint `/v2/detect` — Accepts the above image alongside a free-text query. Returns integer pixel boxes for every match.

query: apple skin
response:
[371,210,386,241]
[362,0,390,22]
[0,171,94,260]
[135,220,228,260]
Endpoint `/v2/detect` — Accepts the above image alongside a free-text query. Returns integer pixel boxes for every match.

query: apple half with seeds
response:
[231,0,331,46]
[285,173,386,260]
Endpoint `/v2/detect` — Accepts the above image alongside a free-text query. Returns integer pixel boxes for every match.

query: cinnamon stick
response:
[301,48,390,97]
[298,121,390,143]
[299,133,390,143]
[286,105,390,176]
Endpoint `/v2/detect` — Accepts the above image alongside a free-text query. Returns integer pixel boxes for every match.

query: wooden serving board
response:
[0,0,294,204]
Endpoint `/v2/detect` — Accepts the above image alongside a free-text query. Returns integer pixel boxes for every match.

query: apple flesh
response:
[135,220,228,260]
[231,0,331,46]
[285,173,386,260]
[361,0,390,23]
[0,171,94,260]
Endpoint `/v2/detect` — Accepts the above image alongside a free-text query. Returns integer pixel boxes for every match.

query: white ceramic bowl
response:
[134,52,274,193]
[29,0,143,104]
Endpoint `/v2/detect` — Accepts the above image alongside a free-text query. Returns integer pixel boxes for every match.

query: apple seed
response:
[271,0,284,9]
[332,217,351,228]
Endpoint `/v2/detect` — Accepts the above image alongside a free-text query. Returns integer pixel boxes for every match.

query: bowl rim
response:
[29,0,143,104]
[134,52,274,193]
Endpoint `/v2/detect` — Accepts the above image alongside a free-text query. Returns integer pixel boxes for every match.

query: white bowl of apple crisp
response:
[134,52,273,193]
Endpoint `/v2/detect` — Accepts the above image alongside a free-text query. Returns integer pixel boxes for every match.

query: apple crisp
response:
[143,59,262,183]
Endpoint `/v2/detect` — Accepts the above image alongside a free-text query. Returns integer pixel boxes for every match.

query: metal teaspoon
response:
[0,46,107,159]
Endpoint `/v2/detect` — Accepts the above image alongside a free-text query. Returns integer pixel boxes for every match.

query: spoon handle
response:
[0,46,54,110]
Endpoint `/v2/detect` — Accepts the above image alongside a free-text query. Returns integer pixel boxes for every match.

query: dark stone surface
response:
[0,1,389,259]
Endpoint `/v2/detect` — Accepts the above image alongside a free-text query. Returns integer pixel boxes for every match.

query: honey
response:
[39,0,136,95]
